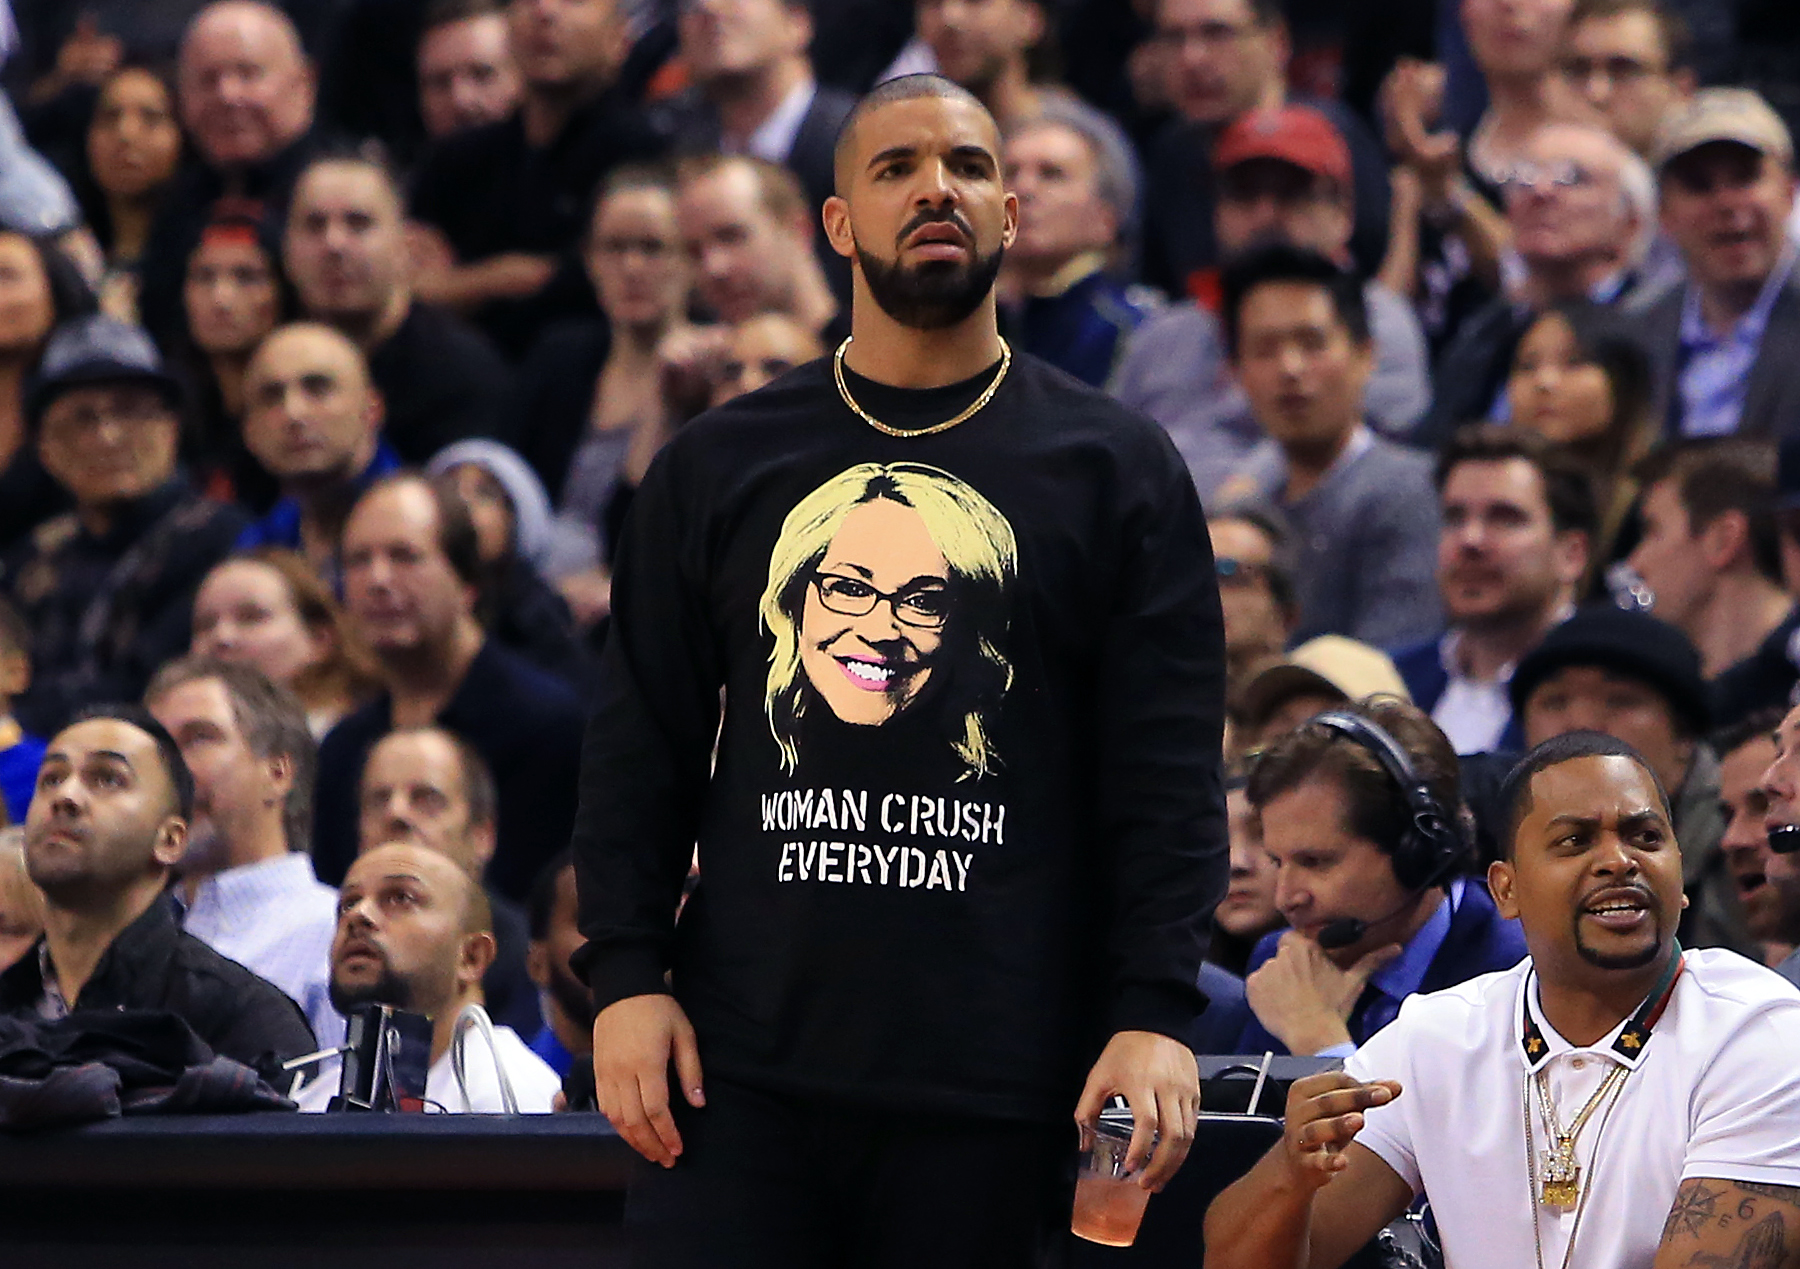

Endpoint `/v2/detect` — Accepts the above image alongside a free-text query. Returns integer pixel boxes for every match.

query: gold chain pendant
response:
[1540,1139,1582,1210]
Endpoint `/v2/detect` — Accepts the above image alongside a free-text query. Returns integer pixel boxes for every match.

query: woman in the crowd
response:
[181,210,293,507]
[0,230,95,551]
[512,165,693,626]
[190,548,381,737]
[426,442,593,698]
[76,63,182,322]
[1505,300,1656,565]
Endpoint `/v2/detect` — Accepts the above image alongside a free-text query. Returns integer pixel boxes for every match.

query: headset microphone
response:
[1770,824,1800,855]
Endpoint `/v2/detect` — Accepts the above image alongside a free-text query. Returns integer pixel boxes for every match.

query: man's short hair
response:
[1632,439,1782,583]
[1220,243,1370,359]
[1436,425,1601,542]
[293,140,405,211]
[1157,0,1283,26]
[358,472,484,589]
[145,658,317,854]
[1710,706,1785,762]
[526,846,574,941]
[677,151,808,226]
[1569,0,1692,72]
[1209,498,1299,612]
[1498,730,1672,859]
[1007,104,1136,236]
[1246,696,1468,869]
[422,0,503,36]
[67,703,195,822]
[833,73,991,195]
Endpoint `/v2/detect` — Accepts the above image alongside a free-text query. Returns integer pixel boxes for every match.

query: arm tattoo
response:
[1683,1213,1787,1269]
[1734,1184,1800,1212]
[1666,1182,1725,1243]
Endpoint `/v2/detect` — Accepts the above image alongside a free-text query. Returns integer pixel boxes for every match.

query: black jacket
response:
[0,894,316,1085]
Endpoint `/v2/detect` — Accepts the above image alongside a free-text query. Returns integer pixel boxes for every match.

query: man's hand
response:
[1073,1030,1200,1192]
[1244,932,1400,1056]
[1280,1073,1402,1192]
[592,993,705,1168]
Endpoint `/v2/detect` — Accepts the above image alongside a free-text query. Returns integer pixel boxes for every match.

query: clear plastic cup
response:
[1071,1111,1153,1247]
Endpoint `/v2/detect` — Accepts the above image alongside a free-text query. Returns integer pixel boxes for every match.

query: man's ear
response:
[822,196,856,261]
[266,751,295,806]
[469,820,496,874]
[1002,188,1020,248]
[1489,858,1519,920]
[459,930,497,987]
[1553,529,1592,590]
[1700,508,1749,572]
[153,817,188,869]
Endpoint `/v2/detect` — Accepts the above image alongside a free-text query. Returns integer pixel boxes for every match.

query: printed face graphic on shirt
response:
[761,462,1017,780]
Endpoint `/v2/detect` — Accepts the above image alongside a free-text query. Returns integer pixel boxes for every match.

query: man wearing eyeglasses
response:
[1562,0,1696,160]
[1421,120,1656,443]
[0,315,245,738]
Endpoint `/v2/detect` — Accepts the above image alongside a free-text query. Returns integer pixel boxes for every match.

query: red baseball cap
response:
[1213,106,1352,187]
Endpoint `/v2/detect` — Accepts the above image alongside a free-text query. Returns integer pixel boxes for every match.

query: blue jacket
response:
[1391,634,1527,754]
[1005,266,1152,389]
[1207,880,1526,1056]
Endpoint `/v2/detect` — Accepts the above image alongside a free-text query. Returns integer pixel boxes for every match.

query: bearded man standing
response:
[573,75,1226,1266]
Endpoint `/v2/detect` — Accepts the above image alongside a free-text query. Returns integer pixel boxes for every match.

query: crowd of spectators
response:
[3,0,1800,1117]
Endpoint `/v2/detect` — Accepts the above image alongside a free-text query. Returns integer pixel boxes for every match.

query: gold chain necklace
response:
[832,336,1012,438]
[1525,1064,1630,1269]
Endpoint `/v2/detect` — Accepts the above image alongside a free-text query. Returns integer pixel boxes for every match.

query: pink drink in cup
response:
[1071,1111,1153,1246]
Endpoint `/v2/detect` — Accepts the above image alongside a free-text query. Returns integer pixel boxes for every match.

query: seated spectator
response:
[1218,246,1442,648]
[294,841,560,1111]
[138,1,318,349]
[1113,105,1430,496]
[145,658,343,1047]
[1392,428,1595,756]
[1210,775,1283,978]
[1561,0,1696,163]
[1510,604,1752,954]
[1756,705,1800,989]
[1715,709,1800,970]
[283,149,510,463]
[426,439,591,693]
[179,209,292,508]
[678,152,840,337]
[237,322,400,580]
[1628,441,1797,689]
[75,63,183,323]
[191,549,381,737]
[0,597,46,824]
[3,315,246,737]
[1232,634,1412,757]
[1207,503,1299,713]
[1504,300,1657,558]
[408,0,670,358]
[0,829,44,972]
[662,0,857,229]
[1638,90,1800,439]
[997,110,1151,388]
[0,705,315,1080]
[1142,0,1391,296]
[0,229,90,553]
[355,726,541,1039]
[1219,698,1526,1057]
[710,311,823,407]
[315,474,585,901]
[524,848,591,1079]
[513,166,692,621]
[418,0,522,142]
[1420,121,1657,443]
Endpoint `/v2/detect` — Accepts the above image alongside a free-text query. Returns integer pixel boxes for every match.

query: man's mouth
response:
[902,221,972,261]
[337,939,385,969]
[1580,887,1654,931]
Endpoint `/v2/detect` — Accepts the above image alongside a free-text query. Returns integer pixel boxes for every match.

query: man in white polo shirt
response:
[1206,730,1800,1269]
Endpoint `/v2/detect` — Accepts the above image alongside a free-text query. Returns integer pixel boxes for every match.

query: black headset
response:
[1304,710,1467,948]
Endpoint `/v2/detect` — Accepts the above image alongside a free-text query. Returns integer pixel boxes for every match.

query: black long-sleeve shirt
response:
[572,353,1228,1123]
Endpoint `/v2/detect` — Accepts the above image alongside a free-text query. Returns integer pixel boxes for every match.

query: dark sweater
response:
[571,353,1228,1123]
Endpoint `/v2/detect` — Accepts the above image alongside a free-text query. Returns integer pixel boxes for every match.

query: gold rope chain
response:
[832,336,1013,438]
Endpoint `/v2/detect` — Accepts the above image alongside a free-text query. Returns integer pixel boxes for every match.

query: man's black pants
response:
[625,1076,1076,1269]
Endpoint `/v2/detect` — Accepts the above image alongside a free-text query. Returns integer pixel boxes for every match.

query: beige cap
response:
[1237,635,1412,728]
[1652,88,1794,172]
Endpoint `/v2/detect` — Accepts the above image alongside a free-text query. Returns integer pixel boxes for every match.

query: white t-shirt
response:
[293,1022,562,1114]
[1345,950,1800,1269]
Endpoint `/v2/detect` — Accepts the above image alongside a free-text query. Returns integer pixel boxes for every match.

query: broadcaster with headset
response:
[1215,697,1527,1057]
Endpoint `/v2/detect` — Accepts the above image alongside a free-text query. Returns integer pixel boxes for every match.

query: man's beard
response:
[855,214,1004,331]
[1572,915,1665,971]
[330,962,416,1016]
